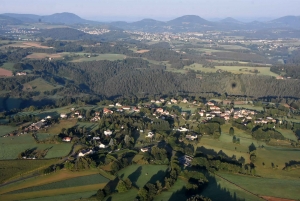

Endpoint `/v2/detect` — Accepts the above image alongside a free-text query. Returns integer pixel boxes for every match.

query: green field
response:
[234,104,264,112]
[24,78,61,92]
[154,178,187,201]
[41,119,77,135]
[0,159,58,184]
[276,128,298,141]
[26,191,96,201]
[0,62,15,71]
[217,172,300,200]
[219,45,249,50]
[7,174,109,194]
[202,173,263,201]
[76,122,98,131]
[0,134,72,159]
[104,189,138,201]
[117,164,168,188]
[0,126,18,136]
[184,63,278,77]
[72,54,126,62]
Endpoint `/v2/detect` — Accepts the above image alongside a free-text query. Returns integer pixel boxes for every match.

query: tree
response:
[138,187,148,201]
[229,127,234,135]
[116,180,128,193]
[96,189,105,201]
[124,178,132,189]
[156,180,163,194]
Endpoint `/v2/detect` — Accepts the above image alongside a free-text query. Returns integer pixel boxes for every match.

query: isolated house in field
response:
[63,137,72,142]
[104,130,113,136]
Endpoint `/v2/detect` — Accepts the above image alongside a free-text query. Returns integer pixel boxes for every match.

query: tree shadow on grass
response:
[128,166,142,188]
[148,170,166,184]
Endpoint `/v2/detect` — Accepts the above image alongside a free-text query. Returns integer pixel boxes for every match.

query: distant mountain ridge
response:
[1,12,300,32]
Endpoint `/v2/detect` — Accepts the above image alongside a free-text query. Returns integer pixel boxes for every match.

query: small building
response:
[103,108,113,115]
[78,149,94,157]
[146,132,154,138]
[141,148,149,152]
[60,113,67,118]
[104,130,113,136]
[99,143,107,149]
[186,134,198,140]
[156,108,164,113]
[116,103,122,107]
[122,106,131,110]
[178,127,189,132]
[63,137,72,142]
[206,102,214,106]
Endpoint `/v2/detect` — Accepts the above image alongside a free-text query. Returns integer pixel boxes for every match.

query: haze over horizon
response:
[1,0,300,22]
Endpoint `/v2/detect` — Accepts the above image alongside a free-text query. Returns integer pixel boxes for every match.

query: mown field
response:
[0,169,110,201]
[104,189,138,201]
[71,54,126,62]
[0,125,18,136]
[23,78,61,92]
[154,178,187,201]
[202,172,264,201]
[26,191,96,201]
[0,159,58,184]
[0,134,72,159]
[41,119,77,135]
[118,164,168,188]
[217,172,300,200]
[0,62,15,71]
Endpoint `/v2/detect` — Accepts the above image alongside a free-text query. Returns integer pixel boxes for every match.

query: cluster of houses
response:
[254,117,277,124]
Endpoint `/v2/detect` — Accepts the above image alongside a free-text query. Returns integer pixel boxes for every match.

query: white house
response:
[46,116,52,119]
[146,132,154,138]
[60,113,67,118]
[178,127,189,132]
[63,137,72,142]
[99,143,107,149]
[116,103,122,107]
[186,134,198,140]
[78,149,94,157]
[141,148,149,152]
[93,137,100,140]
[104,130,113,136]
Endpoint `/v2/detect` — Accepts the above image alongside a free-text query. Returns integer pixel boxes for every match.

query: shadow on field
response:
[168,172,247,201]
[128,166,142,188]
[148,170,166,184]
[196,146,245,164]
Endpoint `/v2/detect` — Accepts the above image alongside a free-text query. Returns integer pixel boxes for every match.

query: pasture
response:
[1,42,51,49]
[0,134,72,159]
[0,68,13,77]
[104,189,138,201]
[23,78,61,92]
[276,128,298,141]
[26,53,62,59]
[0,184,105,201]
[1,125,18,136]
[217,172,300,200]
[7,174,109,194]
[76,122,98,132]
[202,173,264,201]
[0,159,58,184]
[0,169,101,194]
[41,119,77,134]
[185,63,278,77]
[0,62,15,71]
[118,164,168,188]
[219,45,249,50]
[26,191,96,201]
[154,178,187,201]
[71,54,126,62]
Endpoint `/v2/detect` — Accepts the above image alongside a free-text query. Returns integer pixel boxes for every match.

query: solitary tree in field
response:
[229,127,234,135]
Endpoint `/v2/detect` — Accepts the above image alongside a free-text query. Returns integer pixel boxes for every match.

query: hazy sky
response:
[1,0,299,21]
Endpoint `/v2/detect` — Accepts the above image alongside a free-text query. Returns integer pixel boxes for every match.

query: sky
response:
[1,0,300,22]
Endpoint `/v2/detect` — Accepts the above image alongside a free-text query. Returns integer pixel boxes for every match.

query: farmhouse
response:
[78,149,94,157]
[103,108,113,115]
[63,137,72,142]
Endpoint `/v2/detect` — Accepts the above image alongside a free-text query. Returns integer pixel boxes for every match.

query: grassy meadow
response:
[0,159,58,184]
[1,126,18,136]
[118,164,168,188]
[104,189,138,201]
[71,54,126,62]
[23,78,62,92]
[0,134,72,160]
[154,178,187,201]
